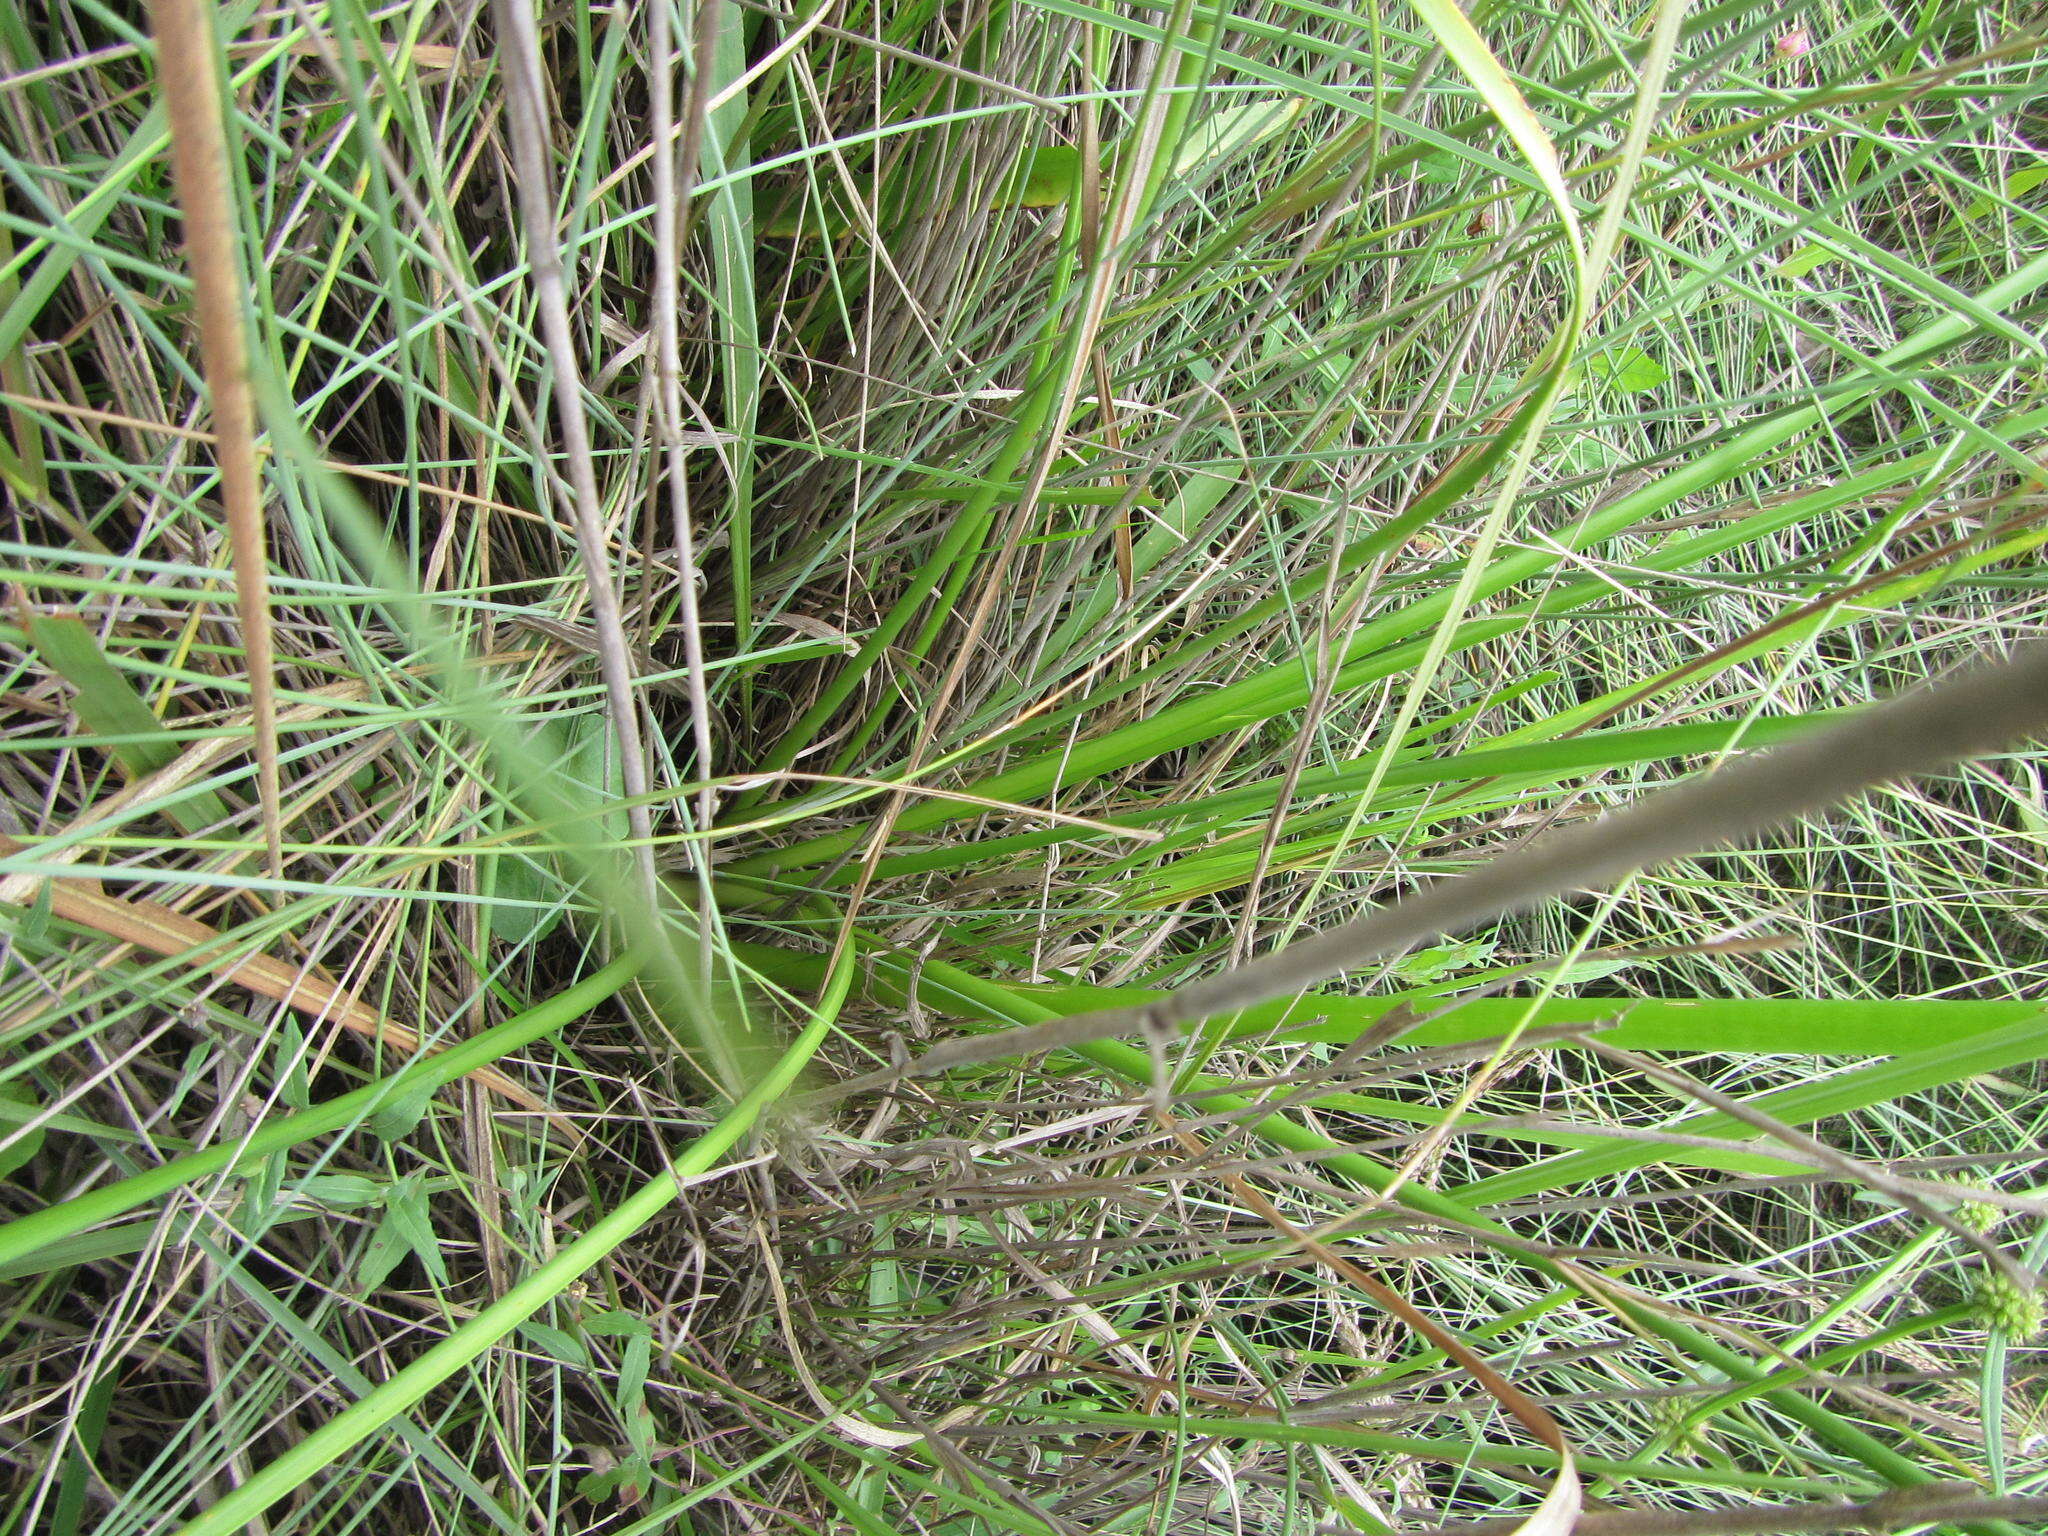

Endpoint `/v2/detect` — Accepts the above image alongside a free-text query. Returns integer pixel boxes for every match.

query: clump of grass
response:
[1,2,2046,1533]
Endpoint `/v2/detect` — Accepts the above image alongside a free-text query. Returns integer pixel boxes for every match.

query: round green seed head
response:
[1972,1274,2044,1340]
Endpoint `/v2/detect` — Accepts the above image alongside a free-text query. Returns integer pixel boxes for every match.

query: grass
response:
[1,0,2047,1533]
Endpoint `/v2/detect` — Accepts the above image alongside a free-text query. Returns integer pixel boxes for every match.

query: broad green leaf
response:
[368,1080,435,1143]
[379,1173,450,1289]
[584,1309,654,1338]
[1582,344,1670,393]
[1391,938,1496,982]
[355,1205,414,1293]
[1170,96,1304,178]
[519,1321,590,1370]
[557,712,632,849]
[23,612,169,779]
[1771,242,1831,278]
[294,1173,384,1210]
[1332,1496,1395,1535]
[23,612,232,833]
[273,1017,310,1111]
[1000,144,1082,208]
[481,848,564,947]
[619,1334,654,1426]
[1002,981,2048,1057]
[1963,163,2048,222]
[0,1078,44,1181]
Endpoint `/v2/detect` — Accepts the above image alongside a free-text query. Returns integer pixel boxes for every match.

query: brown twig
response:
[149,0,282,875]
[491,0,663,918]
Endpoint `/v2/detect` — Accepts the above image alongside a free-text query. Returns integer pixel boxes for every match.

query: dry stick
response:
[650,0,720,917]
[493,0,662,916]
[1404,1487,2048,1536]
[149,0,281,876]
[901,641,2048,1080]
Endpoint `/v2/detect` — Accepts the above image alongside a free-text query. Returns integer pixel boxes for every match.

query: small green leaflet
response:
[354,1173,450,1292]
[0,1079,44,1181]
[1772,243,1832,279]
[1171,97,1305,179]
[1581,345,1669,394]
[1963,164,2048,223]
